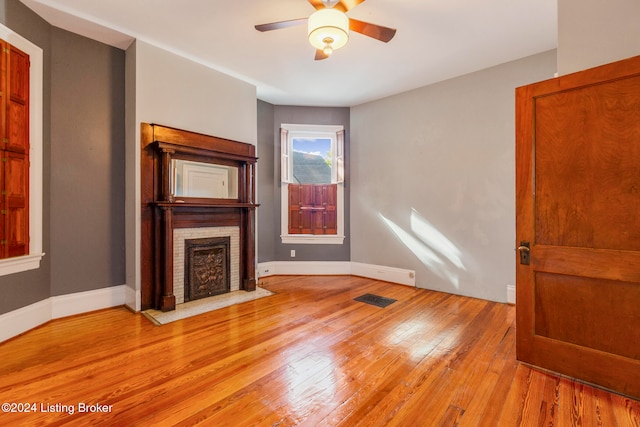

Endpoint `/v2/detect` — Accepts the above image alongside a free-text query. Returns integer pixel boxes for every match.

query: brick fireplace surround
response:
[174,227,240,304]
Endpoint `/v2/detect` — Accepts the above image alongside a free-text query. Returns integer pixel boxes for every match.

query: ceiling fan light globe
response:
[308,9,349,51]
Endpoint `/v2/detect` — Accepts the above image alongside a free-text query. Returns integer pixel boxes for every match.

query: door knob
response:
[518,241,530,265]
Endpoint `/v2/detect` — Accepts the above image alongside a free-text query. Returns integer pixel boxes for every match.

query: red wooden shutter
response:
[7,44,29,154]
[288,184,337,235]
[289,184,314,234]
[0,40,29,258]
[288,184,300,234]
[5,151,28,256]
[322,184,337,234]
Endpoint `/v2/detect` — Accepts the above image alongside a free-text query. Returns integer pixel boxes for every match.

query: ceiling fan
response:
[255,0,397,60]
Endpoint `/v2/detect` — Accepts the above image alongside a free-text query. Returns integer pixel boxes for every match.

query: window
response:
[281,124,344,244]
[0,25,44,276]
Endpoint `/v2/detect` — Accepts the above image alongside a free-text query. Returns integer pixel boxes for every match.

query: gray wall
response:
[0,0,51,314]
[350,50,557,303]
[257,100,275,262]
[558,0,640,75]
[0,0,126,314]
[50,27,125,295]
[258,104,351,262]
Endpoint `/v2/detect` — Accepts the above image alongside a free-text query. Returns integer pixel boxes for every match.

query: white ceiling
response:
[20,0,557,107]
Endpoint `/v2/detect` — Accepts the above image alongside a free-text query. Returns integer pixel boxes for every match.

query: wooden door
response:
[516,55,640,398]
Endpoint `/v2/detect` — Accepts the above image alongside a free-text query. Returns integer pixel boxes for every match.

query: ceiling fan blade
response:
[337,0,366,12]
[308,0,328,10]
[308,0,364,12]
[315,49,329,61]
[349,18,397,43]
[255,18,308,32]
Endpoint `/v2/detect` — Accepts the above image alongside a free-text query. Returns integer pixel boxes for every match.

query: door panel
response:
[516,55,640,398]
[534,78,640,250]
[534,272,640,359]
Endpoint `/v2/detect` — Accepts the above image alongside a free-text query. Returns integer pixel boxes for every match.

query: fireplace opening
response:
[184,237,230,302]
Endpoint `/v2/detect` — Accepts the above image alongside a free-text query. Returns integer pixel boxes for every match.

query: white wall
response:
[134,41,257,143]
[558,0,640,75]
[350,51,557,303]
[125,40,257,310]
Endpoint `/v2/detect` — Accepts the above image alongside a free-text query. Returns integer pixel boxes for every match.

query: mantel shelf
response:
[154,202,259,209]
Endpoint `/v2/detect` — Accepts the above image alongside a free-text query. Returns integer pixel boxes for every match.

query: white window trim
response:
[280,123,345,244]
[0,24,45,276]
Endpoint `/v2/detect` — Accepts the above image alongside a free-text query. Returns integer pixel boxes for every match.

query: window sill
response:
[0,253,45,277]
[281,235,345,245]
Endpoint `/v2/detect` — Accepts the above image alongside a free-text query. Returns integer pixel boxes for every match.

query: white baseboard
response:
[258,261,351,277]
[0,298,51,344]
[351,262,415,286]
[257,261,415,287]
[507,285,516,305]
[0,285,126,343]
[125,285,139,312]
[257,261,276,278]
[52,285,127,319]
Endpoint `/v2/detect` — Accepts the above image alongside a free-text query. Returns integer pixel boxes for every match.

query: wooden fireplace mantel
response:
[140,123,259,311]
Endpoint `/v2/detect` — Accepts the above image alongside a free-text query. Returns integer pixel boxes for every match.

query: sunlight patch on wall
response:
[379,214,444,268]
[410,209,466,271]
[379,211,466,288]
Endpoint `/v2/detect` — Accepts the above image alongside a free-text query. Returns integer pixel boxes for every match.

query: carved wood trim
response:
[141,123,258,311]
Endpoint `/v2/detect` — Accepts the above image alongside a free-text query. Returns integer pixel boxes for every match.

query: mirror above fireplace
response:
[172,159,239,200]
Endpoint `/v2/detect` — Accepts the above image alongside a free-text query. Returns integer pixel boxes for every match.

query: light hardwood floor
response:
[1,275,639,426]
